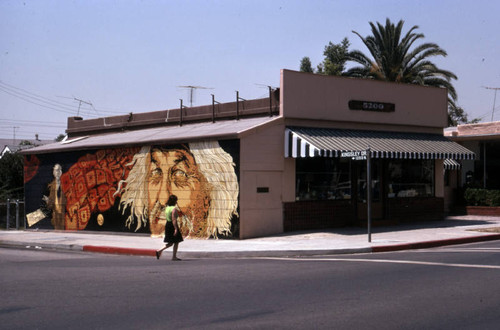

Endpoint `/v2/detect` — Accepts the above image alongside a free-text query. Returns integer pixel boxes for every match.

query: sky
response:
[1,0,499,141]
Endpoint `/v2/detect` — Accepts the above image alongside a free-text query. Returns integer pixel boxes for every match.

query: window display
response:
[296,158,351,200]
[387,159,434,198]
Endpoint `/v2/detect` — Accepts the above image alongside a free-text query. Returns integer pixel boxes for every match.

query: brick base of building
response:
[466,206,500,216]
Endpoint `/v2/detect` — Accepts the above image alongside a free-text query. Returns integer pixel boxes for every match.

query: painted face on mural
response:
[147,147,210,236]
[52,164,62,181]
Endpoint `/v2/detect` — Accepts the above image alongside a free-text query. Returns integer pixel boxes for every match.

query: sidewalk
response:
[1,215,500,258]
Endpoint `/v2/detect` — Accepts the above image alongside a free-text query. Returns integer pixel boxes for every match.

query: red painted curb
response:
[372,234,500,253]
[83,245,156,257]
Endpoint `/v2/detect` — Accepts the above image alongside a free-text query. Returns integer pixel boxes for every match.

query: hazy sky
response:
[1,0,499,140]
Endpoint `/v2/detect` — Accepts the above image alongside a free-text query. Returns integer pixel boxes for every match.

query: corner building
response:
[22,70,474,239]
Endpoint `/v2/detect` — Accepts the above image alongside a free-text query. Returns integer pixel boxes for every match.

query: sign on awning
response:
[341,150,367,160]
[285,127,475,160]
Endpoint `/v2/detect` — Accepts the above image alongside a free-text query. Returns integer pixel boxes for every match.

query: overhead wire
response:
[0,118,65,127]
[0,128,58,140]
[0,81,80,115]
[0,81,135,139]
[0,81,131,117]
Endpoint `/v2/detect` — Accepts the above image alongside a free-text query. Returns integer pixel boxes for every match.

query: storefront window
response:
[387,159,434,198]
[357,160,381,202]
[296,158,351,200]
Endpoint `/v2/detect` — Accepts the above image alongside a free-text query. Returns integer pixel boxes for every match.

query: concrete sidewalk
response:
[1,215,500,258]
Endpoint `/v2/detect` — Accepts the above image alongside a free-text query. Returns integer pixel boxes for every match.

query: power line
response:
[0,81,80,114]
[0,118,64,124]
[0,128,62,140]
[0,126,64,134]
[0,81,129,117]
[0,123,65,129]
[0,120,65,128]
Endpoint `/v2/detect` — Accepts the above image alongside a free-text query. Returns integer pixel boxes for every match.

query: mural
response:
[24,140,240,239]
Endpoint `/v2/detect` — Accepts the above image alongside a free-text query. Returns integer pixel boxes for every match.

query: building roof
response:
[0,138,54,158]
[22,116,282,155]
[445,121,500,141]
[285,127,475,160]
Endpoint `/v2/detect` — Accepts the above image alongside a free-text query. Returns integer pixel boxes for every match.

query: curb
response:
[82,245,374,258]
[0,240,85,251]
[83,245,157,257]
[3,233,500,258]
[82,234,500,258]
[372,233,500,253]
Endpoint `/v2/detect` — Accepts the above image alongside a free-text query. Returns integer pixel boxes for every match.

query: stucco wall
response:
[239,122,285,238]
[280,69,448,130]
[435,159,445,198]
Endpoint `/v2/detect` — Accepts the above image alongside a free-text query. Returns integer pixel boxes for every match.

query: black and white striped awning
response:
[285,127,475,160]
[444,159,461,170]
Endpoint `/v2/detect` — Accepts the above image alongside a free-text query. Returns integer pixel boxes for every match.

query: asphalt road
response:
[1,241,500,330]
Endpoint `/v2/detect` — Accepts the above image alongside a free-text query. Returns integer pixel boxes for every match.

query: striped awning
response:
[444,159,461,170]
[285,127,475,160]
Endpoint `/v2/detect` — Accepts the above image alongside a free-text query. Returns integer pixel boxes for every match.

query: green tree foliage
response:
[448,102,480,127]
[317,37,350,75]
[19,140,34,146]
[55,134,66,142]
[300,19,475,126]
[464,188,500,206]
[0,152,24,200]
[299,38,350,75]
[300,57,314,73]
[346,19,455,89]
[345,18,471,126]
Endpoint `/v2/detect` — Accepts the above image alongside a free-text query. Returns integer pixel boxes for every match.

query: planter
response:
[466,206,500,216]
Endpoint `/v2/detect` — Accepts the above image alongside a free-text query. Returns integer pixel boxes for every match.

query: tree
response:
[19,140,33,146]
[300,57,314,73]
[448,102,480,127]
[317,37,350,75]
[299,38,350,75]
[345,18,468,125]
[55,134,66,142]
[0,152,24,200]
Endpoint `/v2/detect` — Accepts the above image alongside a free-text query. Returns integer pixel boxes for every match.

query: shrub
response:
[464,188,500,207]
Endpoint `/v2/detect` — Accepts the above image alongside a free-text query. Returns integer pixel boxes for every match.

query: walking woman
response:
[156,195,183,261]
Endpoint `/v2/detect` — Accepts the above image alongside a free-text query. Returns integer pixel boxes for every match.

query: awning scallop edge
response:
[285,127,475,160]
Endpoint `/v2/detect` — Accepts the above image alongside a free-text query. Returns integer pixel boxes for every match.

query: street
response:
[1,241,500,329]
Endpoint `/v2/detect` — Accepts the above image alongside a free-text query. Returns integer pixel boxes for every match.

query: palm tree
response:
[345,18,457,102]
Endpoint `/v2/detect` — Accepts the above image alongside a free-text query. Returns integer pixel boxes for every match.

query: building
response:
[443,121,500,214]
[445,121,500,189]
[0,138,53,159]
[22,70,474,239]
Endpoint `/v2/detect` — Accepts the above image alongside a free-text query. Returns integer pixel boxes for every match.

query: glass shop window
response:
[296,158,351,201]
[387,159,434,198]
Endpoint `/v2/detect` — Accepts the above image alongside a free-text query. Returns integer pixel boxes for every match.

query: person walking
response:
[156,195,183,261]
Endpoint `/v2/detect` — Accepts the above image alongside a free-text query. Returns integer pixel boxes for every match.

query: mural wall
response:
[24,140,240,238]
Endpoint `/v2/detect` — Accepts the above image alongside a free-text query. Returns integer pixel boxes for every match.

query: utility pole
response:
[13,126,19,145]
[483,86,500,121]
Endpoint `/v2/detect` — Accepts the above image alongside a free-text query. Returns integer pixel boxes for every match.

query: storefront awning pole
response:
[367,147,372,243]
